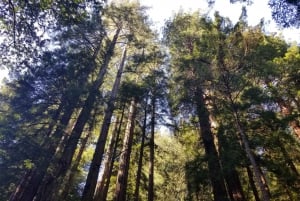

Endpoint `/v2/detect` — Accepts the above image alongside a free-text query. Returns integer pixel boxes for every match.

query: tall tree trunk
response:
[93,117,119,201]
[246,166,261,201]
[82,46,127,201]
[232,110,271,201]
[195,87,229,201]
[59,120,94,200]
[96,104,126,201]
[134,99,148,201]
[148,96,155,201]
[34,27,121,201]
[114,98,137,201]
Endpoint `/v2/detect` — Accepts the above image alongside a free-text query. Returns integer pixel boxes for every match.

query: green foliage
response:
[1,1,300,200]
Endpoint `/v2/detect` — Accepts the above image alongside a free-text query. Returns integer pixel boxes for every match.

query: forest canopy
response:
[0,1,299,201]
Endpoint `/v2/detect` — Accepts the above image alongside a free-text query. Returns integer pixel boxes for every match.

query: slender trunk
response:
[148,96,155,201]
[82,46,127,201]
[195,88,229,201]
[59,121,94,200]
[246,166,261,201]
[34,27,121,201]
[134,99,148,201]
[114,98,137,201]
[232,110,271,201]
[93,117,119,201]
[98,105,126,201]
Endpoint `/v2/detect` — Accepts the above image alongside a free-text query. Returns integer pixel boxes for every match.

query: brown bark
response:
[34,93,96,201]
[34,27,121,201]
[93,117,119,201]
[94,122,118,200]
[114,98,137,201]
[10,26,106,201]
[82,46,127,201]
[195,87,229,201]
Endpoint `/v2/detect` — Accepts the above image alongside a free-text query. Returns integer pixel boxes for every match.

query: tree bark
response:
[98,104,126,201]
[82,46,127,201]
[59,120,94,200]
[114,98,137,201]
[195,87,229,201]
[96,104,126,201]
[93,116,119,201]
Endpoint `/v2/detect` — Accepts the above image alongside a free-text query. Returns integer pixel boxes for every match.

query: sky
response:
[139,0,300,42]
[1,0,300,83]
